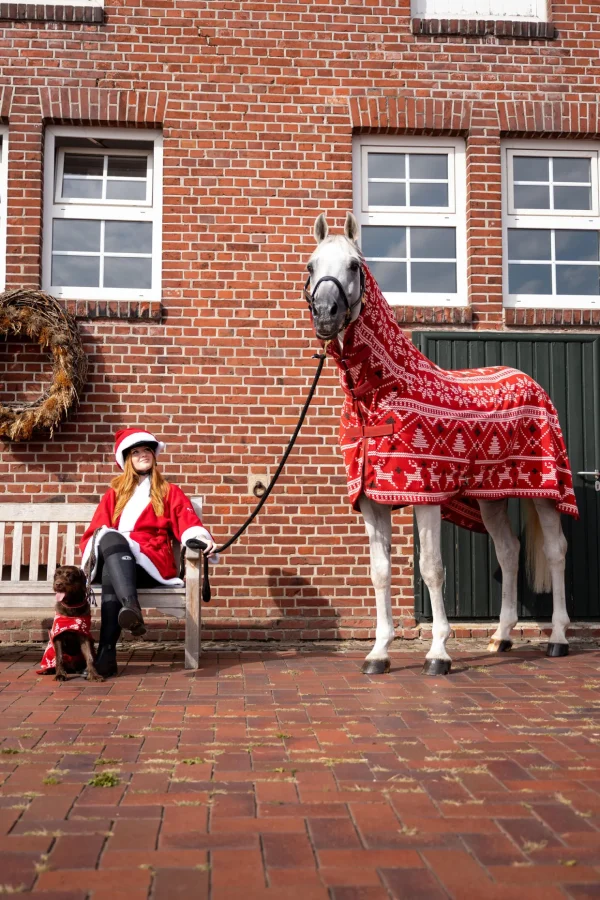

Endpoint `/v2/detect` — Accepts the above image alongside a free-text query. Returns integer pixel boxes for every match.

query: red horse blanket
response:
[37,613,94,674]
[326,267,578,532]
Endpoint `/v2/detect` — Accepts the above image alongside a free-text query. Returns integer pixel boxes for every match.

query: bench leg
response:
[184,551,201,669]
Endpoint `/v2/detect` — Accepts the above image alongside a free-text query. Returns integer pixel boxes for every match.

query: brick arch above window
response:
[0,87,13,123]
[499,101,600,140]
[38,88,168,128]
[348,95,472,137]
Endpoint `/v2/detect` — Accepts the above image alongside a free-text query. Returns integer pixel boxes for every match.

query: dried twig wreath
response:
[0,289,88,441]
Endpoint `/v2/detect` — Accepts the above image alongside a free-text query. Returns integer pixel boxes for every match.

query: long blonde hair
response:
[111,453,170,523]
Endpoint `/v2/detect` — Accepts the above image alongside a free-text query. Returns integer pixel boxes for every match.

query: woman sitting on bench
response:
[81,427,218,677]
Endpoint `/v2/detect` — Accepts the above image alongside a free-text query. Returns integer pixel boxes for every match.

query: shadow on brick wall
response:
[267,568,341,640]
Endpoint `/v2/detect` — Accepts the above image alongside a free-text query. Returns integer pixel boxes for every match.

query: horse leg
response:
[533,498,569,657]
[359,494,394,675]
[479,499,520,653]
[415,505,451,676]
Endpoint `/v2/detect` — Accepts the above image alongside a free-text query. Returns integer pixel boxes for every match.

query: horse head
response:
[305,213,365,340]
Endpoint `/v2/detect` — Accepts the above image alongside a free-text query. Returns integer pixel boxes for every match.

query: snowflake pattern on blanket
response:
[37,614,94,674]
[325,266,578,532]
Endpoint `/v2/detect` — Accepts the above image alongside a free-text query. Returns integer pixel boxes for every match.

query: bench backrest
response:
[0,498,202,585]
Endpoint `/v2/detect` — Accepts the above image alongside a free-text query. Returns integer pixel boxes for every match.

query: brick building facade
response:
[0,0,598,643]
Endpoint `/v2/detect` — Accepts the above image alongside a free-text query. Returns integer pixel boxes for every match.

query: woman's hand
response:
[186,537,218,558]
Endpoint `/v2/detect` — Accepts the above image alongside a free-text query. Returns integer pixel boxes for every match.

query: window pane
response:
[368,182,406,207]
[52,219,100,253]
[104,221,153,254]
[106,156,147,178]
[411,227,456,259]
[61,179,103,200]
[52,255,100,288]
[409,154,448,180]
[409,182,449,207]
[106,181,147,201]
[553,185,591,211]
[411,262,456,293]
[555,230,599,262]
[368,153,405,180]
[508,264,552,294]
[104,257,152,289]
[556,265,600,296]
[507,229,551,261]
[361,225,406,258]
[513,183,550,209]
[513,156,549,182]
[63,154,104,177]
[553,157,590,184]
[368,261,407,293]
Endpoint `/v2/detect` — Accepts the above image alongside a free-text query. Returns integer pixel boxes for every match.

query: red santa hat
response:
[114,428,166,470]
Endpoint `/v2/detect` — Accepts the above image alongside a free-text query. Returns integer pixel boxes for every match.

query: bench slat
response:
[65,523,76,565]
[11,523,23,581]
[47,523,58,583]
[29,523,40,582]
[0,504,98,523]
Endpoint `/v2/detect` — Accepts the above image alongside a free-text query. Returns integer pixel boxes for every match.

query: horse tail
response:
[522,499,552,594]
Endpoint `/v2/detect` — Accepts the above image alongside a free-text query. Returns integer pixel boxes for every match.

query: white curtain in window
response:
[411,0,547,19]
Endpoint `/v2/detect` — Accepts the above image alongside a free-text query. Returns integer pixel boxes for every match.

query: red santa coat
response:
[80,480,215,584]
[327,266,578,532]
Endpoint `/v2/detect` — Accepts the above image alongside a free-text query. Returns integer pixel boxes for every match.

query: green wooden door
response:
[413,332,600,621]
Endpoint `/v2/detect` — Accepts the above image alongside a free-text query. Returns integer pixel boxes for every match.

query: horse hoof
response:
[546,642,569,658]
[423,659,451,677]
[488,639,513,653]
[361,659,391,675]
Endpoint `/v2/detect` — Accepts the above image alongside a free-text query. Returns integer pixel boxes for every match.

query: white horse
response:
[306,213,571,676]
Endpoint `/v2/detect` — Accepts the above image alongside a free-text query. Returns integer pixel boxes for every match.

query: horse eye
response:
[349,259,359,271]
[307,263,314,273]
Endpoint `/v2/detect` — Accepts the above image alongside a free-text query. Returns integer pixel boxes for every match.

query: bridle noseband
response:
[304,265,365,334]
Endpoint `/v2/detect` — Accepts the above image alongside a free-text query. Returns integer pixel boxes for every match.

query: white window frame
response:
[353,136,467,307]
[503,140,600,310]
[411,0,547,20]
[43,125,163,303]
[0,127,8,292]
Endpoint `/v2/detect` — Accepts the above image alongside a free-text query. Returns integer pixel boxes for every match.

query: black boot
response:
[95,593,121,678]
[95,642,118,678]
[99,533,146,636]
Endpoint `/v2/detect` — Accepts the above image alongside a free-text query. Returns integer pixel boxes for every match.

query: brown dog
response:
[39,566,103,682]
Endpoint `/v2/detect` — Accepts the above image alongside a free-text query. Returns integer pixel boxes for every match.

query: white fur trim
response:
[118,478,151,534]
[116,431,166,470]
[126,537,184,586]
[180,525,220,565]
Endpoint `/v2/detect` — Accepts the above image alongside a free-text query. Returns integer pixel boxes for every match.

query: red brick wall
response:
[1,0,599,638]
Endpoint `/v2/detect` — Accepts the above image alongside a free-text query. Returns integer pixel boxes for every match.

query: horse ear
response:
[344,212,359,243]
[314,213,329,244]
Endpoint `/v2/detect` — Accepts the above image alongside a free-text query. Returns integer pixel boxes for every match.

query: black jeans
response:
[93,531,157,648]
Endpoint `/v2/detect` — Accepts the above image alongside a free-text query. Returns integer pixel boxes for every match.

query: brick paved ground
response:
[1,640,600,899]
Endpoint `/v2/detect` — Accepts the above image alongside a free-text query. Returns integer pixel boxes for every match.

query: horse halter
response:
[304,264,366,334]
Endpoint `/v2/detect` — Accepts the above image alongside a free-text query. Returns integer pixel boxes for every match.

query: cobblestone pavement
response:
[1,640,600,899]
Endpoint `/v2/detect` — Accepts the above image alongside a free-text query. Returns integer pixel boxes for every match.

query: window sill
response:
[394,305,472,326]
[411,17,556,40]
[0,3,104,22]
[64,298,162,321]
[505,307,600,327]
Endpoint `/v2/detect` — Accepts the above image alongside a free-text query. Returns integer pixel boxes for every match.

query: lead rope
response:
[181,350,328,603]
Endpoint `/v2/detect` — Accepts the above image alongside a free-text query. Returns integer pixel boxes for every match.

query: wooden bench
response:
[0,501,203,669]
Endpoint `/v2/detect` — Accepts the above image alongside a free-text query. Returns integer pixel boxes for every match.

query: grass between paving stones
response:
[88,771,121,787]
